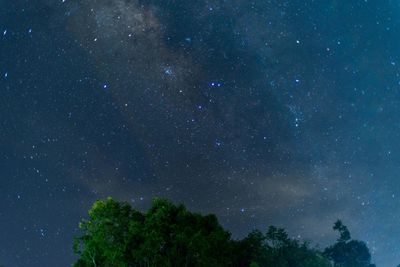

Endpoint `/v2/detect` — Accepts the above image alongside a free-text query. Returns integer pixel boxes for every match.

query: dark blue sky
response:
[2,0,400,266]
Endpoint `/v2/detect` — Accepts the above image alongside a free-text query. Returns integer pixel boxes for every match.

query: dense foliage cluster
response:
[73,198,376,267]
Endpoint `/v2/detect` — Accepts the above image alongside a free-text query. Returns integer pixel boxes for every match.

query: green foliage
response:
[73,197,142,267]
[74,198,234,267]
[73,198,375,267]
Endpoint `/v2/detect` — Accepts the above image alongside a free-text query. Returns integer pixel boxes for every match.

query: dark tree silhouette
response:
[324,220,375,267]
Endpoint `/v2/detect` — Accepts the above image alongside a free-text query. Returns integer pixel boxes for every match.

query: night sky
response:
[2,0,400,266]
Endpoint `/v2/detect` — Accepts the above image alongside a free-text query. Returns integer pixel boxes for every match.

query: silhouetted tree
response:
[333,220,351,242]
[234,226,330,267]
[324,220,375,267]
[263,226,331,267]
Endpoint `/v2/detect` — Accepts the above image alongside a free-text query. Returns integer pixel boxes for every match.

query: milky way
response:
[2,1,400,266]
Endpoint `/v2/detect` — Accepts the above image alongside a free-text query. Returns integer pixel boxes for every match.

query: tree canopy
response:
[73,198,376,267]
[324,220,375,267]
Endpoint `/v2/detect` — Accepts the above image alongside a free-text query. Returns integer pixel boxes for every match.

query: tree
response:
[333,220,351,243]
[75,198,380,267]
[73,198,235,267]
[73,197,143,267]
[324,220,375,267]
[263,226,331,267]
[235,226,331,267]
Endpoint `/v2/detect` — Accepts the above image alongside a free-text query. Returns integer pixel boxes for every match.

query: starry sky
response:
[2,0,400,266]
